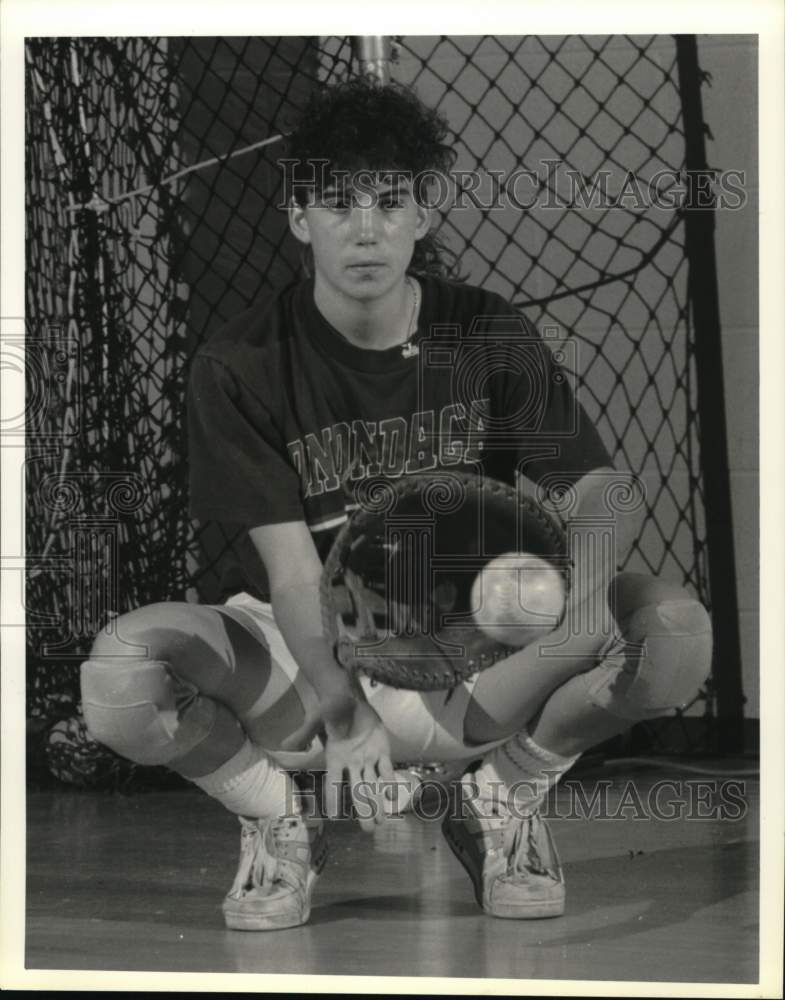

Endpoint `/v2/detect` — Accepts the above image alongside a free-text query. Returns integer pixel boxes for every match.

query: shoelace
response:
[503,812,561,880]
[231,817,301,894]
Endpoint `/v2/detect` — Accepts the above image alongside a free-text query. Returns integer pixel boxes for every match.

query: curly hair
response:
[284,78,462,279]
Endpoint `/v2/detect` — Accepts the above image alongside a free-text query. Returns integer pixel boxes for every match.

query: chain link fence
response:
[25,35,716,788]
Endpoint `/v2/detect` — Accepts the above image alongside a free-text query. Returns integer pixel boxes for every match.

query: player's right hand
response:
[323,699,395,833]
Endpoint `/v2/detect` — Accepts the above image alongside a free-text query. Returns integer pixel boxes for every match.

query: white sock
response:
[190,739,299,818]
[472,728,579,813]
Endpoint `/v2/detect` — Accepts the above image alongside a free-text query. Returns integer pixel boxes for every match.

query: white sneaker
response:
[442,776,565,918]
[222,813,328,930]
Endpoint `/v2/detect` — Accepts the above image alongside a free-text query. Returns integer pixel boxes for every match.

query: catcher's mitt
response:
[320,471,569,691]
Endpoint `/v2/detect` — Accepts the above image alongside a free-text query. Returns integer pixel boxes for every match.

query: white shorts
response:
[222,592,508,770]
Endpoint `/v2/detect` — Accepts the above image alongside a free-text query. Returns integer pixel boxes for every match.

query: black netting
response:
[391,37,708,592]
[25,35,716,786]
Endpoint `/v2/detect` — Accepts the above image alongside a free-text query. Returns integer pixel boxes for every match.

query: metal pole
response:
[353,37,392,84]
[675,35,746,752]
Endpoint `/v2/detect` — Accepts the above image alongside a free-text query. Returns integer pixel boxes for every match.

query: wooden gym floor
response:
[25,761,758,986]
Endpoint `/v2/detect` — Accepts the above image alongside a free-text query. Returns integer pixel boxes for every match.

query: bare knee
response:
[80,655,183,764]
[81,602,202,762]
[590,579,713,720]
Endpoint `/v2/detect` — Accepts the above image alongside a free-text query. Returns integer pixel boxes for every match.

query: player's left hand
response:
[323,700,395,832]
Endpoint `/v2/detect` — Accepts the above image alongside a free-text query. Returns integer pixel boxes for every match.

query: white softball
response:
[470,552,565,646]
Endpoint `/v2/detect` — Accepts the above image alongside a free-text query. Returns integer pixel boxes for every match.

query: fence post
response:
[675,35,745,752]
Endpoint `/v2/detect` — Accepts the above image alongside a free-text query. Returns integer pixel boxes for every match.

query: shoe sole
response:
[223,869,319,931]
[442,816,565,919]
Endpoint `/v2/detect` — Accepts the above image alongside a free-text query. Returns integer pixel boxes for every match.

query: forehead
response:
[320,170,413,196]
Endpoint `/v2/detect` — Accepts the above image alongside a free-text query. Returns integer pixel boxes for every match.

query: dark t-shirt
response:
[188,274,613,600]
